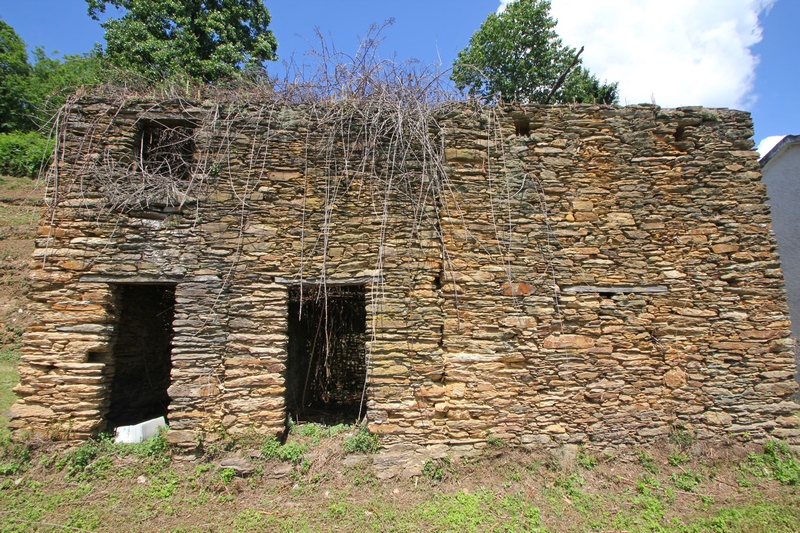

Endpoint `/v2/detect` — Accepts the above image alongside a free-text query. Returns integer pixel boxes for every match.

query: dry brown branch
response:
[42,22,563,419]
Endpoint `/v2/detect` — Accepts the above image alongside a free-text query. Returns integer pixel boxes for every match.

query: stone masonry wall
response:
[9,98,798,452]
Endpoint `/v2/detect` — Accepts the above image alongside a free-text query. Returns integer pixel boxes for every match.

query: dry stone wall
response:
[9,97,798,452]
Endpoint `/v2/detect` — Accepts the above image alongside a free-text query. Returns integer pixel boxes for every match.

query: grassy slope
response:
[0,174,799,532]
[0,428,798,532]
[0,174,41,449]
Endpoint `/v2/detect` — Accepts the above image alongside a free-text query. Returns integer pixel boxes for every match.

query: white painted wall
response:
[762,141,800,385]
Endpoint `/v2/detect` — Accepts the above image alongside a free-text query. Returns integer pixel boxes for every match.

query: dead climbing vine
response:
[42,21,564,420]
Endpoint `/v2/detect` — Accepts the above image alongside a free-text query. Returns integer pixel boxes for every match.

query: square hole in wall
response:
[285,285,368,425]
[136,120,196,180]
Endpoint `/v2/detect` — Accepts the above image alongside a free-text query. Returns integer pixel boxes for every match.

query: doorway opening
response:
[106,284,176,429]
[285,285,368,425]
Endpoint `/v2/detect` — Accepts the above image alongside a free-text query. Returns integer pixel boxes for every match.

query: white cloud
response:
[497,0,775,109]
[757,135,785,157]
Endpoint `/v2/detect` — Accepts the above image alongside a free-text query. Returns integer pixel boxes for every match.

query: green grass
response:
[0,354,19,442]
[0,440,798,532]
[0,204,39,229]
[0,347,799,532]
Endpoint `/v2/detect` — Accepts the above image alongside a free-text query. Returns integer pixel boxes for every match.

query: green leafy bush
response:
[291,422,349,444]
[577,449,598,470]
[669,428,694,450]
[343,427,380,454]
[637,450,659,474]
[0,131,53,177]
[260,436,306,463]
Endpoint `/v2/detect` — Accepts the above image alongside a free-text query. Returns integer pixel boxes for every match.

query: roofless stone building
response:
[8,96,799,451]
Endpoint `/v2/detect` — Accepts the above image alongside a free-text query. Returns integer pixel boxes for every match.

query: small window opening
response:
[137,120,195,180]
[286,285,367,425]
[106,284,175,429]
[514,117,531,136]
[674,126,686,142]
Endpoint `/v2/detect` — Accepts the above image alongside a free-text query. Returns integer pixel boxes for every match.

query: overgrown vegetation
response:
[0,132,53,177]
[1,397,800,532]
[343,425,380,454]
[738,439,800,486]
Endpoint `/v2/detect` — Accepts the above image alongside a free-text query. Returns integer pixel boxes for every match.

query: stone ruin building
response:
[8,95,799,453]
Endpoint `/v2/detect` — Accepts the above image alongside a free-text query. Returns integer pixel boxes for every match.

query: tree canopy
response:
[451,0,617,104]
[86,0,278,82]
[1,20,103,132]
[0,20,33,131]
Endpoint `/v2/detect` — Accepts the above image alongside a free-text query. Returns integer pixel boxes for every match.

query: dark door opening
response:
[106,284,176,429]
[286,285,368,425]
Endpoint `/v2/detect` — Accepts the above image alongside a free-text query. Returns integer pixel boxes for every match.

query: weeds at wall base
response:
[2,430,800,531]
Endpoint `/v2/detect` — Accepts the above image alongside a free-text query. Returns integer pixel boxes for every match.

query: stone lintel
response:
[79,275,220,284]
[274,276,383,286]
[560,285,668,294]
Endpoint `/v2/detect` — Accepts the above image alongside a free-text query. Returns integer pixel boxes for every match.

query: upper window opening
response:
[514,117,531,136]
[137,120,196,179]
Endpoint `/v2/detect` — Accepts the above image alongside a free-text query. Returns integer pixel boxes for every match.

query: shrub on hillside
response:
[0,131,53,177]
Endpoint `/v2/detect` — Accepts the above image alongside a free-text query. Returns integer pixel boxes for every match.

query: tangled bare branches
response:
[43,23,563,420]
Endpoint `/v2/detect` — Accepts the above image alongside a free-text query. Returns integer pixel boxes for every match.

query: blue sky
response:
[1,0,797,152]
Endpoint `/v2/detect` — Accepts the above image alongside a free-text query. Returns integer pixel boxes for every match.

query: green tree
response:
[0,20,33,131]
[451,0,617,104]
[26,47,104,127]
[86,0,278,82]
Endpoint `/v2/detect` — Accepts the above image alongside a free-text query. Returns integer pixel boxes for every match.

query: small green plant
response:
[635,473,661,495]
[740,440,800,486]
[0,347,21,362]
[637,450,659,474]
[290,422,349,445]
[577,449,598,470]
[422,457,452,482]
[146,469,180,499]
[668,451,691,466]
[669,428,694,450]
[293,422,325,439]
[486,435,504,447]
[57,440,101,479]
[278,441,306,462]
[700,109,720,122]
[260,436,307,463]
[218,467,236,483]
[671,468,702,492]
[555,471,585,496]
[343,426,379,454]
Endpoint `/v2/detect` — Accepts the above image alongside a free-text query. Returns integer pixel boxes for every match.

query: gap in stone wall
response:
[285,285,367,426]
[137,120,196,180]
[106,283,176,429]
